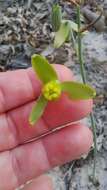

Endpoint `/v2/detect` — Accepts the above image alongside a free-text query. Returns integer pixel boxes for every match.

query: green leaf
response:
[54,21,71,48]
[32,54,58,84]
[29,95,47,125]
[61,81,96,100]
[51,4,62,32]
[67,20,88,35]
[68,20,78,32]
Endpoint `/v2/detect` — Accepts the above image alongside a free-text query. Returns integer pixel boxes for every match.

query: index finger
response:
[0,65,73,114]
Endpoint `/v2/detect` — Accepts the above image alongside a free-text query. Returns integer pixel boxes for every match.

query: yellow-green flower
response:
[42,80,61,101]
[29,54,96,125]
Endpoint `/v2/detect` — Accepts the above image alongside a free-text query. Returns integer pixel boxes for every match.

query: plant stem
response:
[90,112,97,177]
[76,5,97,180]
[77,5,86,84]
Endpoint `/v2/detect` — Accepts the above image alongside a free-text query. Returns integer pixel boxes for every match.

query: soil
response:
[0,0,107,190]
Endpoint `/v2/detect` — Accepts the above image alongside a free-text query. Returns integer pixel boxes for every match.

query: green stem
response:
[76,5,97,180]
[77,5,86,84]
[90,112,97,178]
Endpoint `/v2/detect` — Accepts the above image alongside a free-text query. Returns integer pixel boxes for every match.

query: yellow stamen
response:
[42,81,61,101]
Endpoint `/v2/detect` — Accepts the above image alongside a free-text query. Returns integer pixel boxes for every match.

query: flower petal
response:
[29,95,48,125]
[54,21,71,48]
[32,54,58,84]
[61,81,96,100]
[51,4,62,32]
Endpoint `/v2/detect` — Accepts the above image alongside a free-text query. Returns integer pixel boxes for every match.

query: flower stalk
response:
[77,5,97,180]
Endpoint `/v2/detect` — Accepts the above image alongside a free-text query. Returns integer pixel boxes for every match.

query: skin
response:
[0,64,93,190]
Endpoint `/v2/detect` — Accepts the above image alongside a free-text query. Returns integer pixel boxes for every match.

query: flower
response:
[29,54,96,125]
[42,80,61,101]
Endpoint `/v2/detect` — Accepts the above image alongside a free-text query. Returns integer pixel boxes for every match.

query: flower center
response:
[42,81,61,101]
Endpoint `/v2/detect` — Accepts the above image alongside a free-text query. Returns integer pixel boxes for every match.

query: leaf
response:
[29,95,47,125]
[68,20,88,35]
[61,81,96,100]
[68,20,78,32]
[54,21,71,48]
[32,54,58,84]
[51,4,62,32]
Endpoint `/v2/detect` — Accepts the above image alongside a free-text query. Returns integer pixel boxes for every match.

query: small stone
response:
[0,45,12,66]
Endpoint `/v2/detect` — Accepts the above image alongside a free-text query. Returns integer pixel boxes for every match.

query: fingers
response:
[0,97,92,151]
[0,123,93,190]
[23,175,53,190]
[0,65,73,114]
[0,64,93,152]
[43,94,93,127]
[0,69,40,114]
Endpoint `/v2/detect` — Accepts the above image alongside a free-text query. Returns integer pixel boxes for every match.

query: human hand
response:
[0,65,93,190]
